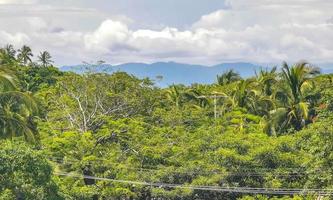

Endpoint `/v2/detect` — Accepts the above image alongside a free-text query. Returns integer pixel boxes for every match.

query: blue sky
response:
[0,0,332,66]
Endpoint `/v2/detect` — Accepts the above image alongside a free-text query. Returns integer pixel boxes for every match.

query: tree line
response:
[0,44,333,200]
[0,44,53,67]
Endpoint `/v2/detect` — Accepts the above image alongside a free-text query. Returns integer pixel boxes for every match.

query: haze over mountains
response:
[61,62,333,87]
[61,62,266,86]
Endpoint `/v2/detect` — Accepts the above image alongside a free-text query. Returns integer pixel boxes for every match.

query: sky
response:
[0,0,332,66]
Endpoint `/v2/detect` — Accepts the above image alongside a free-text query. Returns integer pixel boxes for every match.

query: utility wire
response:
[48,156,329,178]
[46,155,308,171]
[47,156,309,173]
[49,158,310,177]
[55,172,333,196]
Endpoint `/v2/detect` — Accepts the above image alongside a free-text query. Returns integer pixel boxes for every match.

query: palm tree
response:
[270,62,320,133]
[217,70,242,86]
[165,85,185,108]
[4,44,16,58]
[281,62,320,104]
[232,79,258,108]
[38,51,53,67]
[184,85,211,109]
[0,68,38,142]
[256,67,277,96]
[17,45,33,65]
[0,44,17,65]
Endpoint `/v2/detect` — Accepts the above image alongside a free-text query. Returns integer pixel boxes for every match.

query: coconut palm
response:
[165,85,185,108]
[184,85,211,109]
[38,51,53,67]
[0,68,38,142]
[217,70,242,86]
[17,45,33,65]
[269,62,320,133]
[0,44,17,65]
[281,62,320,104]
[256,67,278,96]
[4,44,16,58]
[232,79,258,108]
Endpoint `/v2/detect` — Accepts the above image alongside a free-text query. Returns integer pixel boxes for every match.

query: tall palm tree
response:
[0,68,38,142]
[0,44,17,65]
[281,62,320,104]
[270,62,320,133]
[232,79,258,108]
[4,44,16,58]
[165,85,185,108]
[38,51,53,67]
[184,85,211,109]
[217,70,242,86]
[256,67,277,96]
[17,45,33,65]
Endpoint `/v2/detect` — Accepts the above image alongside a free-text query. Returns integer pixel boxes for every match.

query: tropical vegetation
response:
[0,44,333,199]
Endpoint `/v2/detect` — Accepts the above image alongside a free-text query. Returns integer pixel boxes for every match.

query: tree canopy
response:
[1,44,333,199]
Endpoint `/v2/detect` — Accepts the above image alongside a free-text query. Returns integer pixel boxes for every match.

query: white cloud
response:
[0,31,29,46]
[0,0,37,4]
[194,0,332,30]
[0,0,333,65]
[84,20,132,53]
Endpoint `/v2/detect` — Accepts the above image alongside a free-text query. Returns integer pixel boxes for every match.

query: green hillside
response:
[1,46,333,200]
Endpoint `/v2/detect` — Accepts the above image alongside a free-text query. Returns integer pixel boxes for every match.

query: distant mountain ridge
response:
[60,62,269,87]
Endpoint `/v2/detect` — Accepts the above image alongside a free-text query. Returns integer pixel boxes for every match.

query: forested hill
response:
[2,46,333,199]
[61,62,262,86]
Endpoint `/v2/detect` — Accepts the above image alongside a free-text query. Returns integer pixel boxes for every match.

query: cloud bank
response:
[0,0,332,65]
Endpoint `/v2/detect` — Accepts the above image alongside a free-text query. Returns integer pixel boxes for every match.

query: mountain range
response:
[61,62,268,87]
[61,62,333,87]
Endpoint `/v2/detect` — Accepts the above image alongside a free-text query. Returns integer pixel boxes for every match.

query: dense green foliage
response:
[1,45,333,199]
[0,141,63,199]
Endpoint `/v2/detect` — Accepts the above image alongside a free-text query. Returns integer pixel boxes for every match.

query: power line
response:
[55,172,333,196]
[49,157,311,177]
[47,156,309,172]
[48,157,333,179]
